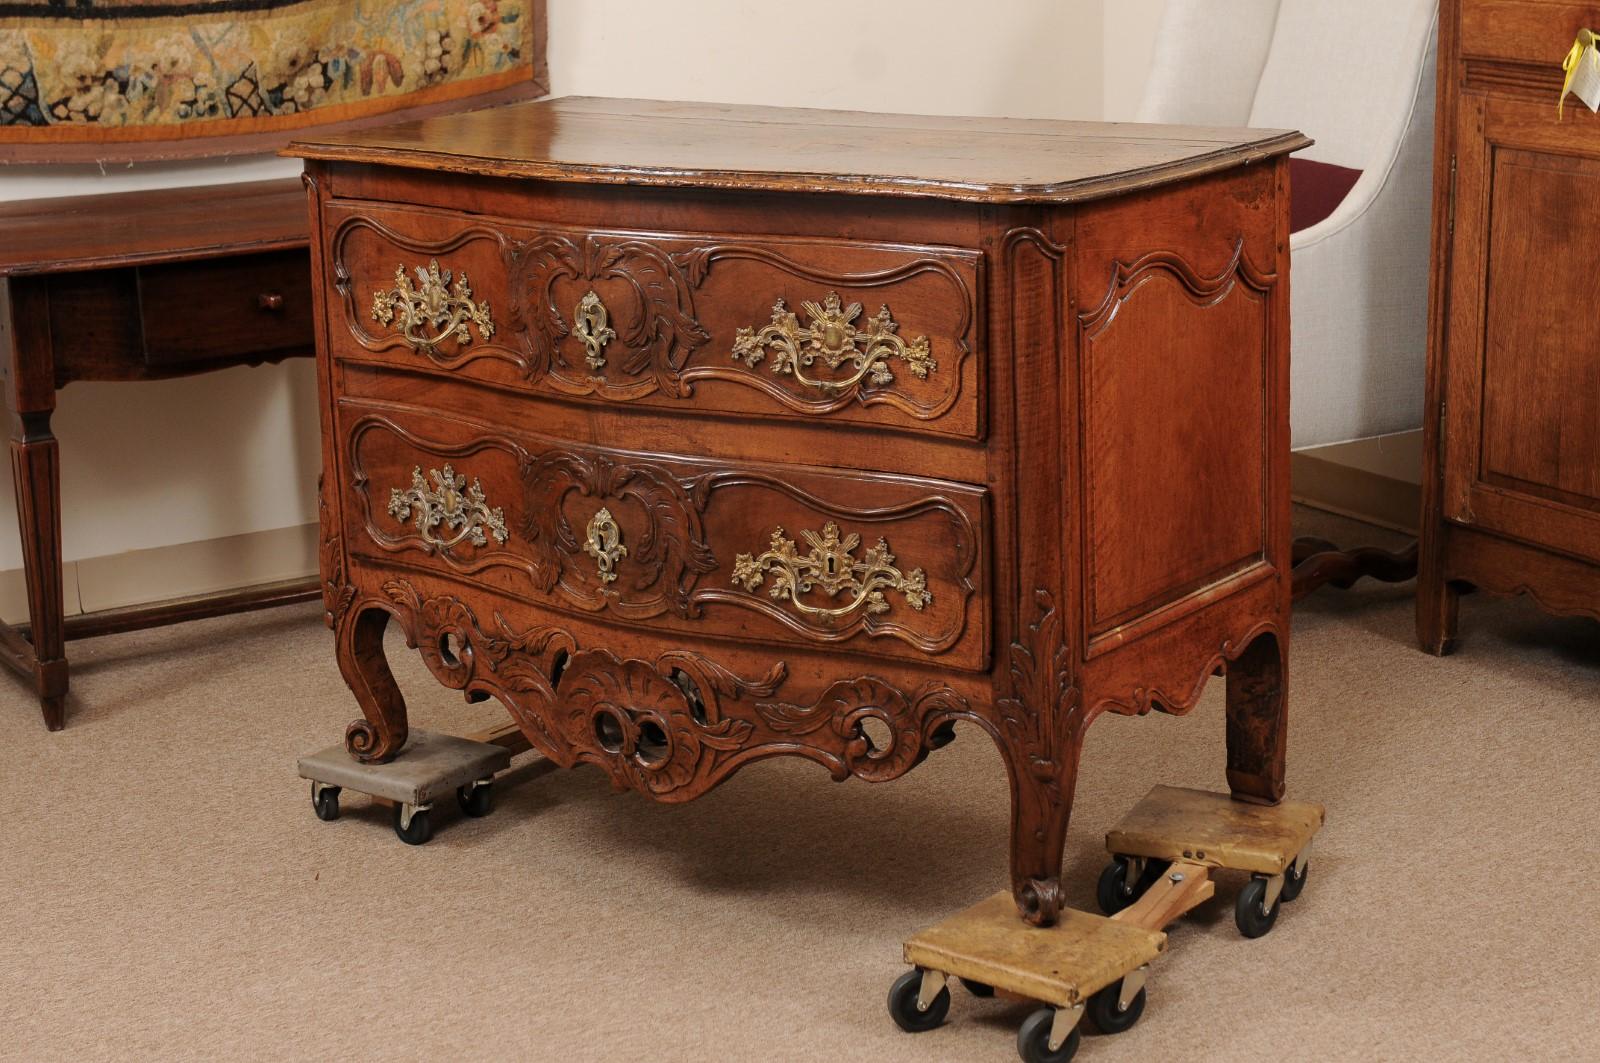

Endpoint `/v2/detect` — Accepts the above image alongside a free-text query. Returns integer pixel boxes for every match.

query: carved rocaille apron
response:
[288,96,1305,927]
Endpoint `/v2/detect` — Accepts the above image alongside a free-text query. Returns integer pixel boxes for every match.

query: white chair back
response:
[1248,0,1439,170]
[1135,0,1281,127]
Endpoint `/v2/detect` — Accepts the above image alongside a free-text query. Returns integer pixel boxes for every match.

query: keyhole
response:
[825,555,838,576]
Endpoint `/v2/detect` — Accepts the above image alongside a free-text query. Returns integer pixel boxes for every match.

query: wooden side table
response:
[0,179,320,730]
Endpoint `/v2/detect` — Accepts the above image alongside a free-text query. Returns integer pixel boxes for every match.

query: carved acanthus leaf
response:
[995,590,1079,799]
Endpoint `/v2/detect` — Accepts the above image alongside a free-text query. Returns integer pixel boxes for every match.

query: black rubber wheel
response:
[457,782,494,818]
[1088,980,1146,1035]
[312,785,341,822]
[887,969,950,1033]
[1281,858,1309,902]
[1017,1007,1080,1063]
[1095,856,1170,915]
[393,805,434,846]
[1096,858,1136,915]
[959,977,995,998]
[1235,875,1280,938]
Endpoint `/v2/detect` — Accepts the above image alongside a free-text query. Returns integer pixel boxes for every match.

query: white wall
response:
[0,0,1165,599]
[1104,0,1169,120]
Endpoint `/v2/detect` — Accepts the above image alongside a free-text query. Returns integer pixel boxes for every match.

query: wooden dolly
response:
[297,723,531,845]
[892,786,1324,1062]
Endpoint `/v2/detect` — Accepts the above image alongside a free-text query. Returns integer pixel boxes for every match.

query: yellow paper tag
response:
[1559,29,1600,117]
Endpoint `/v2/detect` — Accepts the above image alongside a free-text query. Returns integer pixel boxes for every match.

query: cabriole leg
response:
[337,605,409,763]
[999,721,1086,927]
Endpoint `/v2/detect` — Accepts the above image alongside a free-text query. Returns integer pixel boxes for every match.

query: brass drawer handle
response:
[258,291,285,312]
[371,258,496,352]
[388,464,508,549]
[584,506,628,583]
[732,292,934,394]
[732,522,930,619]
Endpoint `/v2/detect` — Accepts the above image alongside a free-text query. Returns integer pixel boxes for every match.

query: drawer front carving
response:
[327,204,983,437]
[340,406,990,669]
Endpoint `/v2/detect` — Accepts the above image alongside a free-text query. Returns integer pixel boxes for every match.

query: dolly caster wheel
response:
[1096,855,1170,915]
[888,969,950,1033]
[393,804,434,846]
[311,783,341,822]
[1281,855,1309,902]
[1235,875,1281,938]
[959,977,995,998]
[457,780,494,817]
[1018,1007,1080,1063]
[1088,972,1146,1034]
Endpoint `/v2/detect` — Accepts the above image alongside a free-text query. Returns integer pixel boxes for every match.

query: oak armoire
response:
[1419,0,1600,651]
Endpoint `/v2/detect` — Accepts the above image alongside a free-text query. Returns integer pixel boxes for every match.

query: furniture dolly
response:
[894,786,1324,1062]
[298,721,531,844]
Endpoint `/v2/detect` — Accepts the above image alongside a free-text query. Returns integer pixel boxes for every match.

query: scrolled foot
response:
[345,717,406,763]
[1015,877,1065,927]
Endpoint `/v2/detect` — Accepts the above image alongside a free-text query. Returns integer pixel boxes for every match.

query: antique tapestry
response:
[0,0,548,162]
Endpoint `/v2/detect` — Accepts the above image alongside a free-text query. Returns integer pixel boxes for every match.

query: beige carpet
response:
[4,511,1598,1062]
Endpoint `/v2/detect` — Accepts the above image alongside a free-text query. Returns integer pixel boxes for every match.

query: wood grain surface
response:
[0,180,309,277]
[287,95,1309,204]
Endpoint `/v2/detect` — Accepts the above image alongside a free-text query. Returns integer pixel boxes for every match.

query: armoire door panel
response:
[1419,0,1600,651]
[1441,94,1600,564]
[1479,149,1600,510]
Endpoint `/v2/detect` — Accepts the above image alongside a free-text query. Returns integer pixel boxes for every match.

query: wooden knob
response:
[258,292,285,312]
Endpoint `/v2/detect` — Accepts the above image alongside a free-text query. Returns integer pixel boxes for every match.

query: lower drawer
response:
[337,403,990,670]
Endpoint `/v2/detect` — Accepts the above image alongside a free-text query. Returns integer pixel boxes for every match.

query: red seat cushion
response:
[1290,158,1363,233]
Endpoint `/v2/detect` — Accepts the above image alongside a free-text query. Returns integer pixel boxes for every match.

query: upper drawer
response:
[339,403,989,671]
[324,202,984,439]
[1461,1,1600,67]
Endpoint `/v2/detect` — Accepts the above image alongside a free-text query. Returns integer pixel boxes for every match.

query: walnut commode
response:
[287,97,1314,1052]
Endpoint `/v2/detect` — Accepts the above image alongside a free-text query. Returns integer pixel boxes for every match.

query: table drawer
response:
[137,249,313,367]
[326,202,984,439]
[338,403,989,670]
[1460,0,1600,67]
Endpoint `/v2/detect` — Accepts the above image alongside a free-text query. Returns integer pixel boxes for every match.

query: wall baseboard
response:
[0,523,318,629]
[1291,430,1423,535]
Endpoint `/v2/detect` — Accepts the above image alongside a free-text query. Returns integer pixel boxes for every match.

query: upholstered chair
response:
[1137,0,1440,596]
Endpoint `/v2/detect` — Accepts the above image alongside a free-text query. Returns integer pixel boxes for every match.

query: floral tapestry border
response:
[0,0,548,162]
